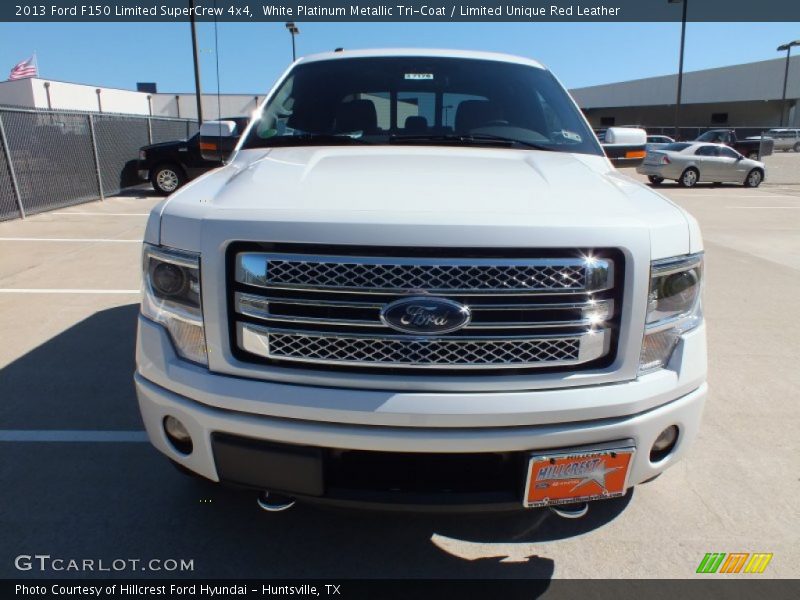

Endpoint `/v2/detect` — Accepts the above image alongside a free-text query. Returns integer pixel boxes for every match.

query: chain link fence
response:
[0,106,197,221]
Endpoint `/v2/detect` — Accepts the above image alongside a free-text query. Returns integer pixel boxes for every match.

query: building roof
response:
[571,55,800,108]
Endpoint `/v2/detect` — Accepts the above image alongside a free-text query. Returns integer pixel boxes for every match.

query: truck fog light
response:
[163,416,193,455]
[650,425,679,462]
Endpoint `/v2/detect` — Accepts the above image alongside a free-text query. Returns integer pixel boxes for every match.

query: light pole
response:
[668,0,688,140]
[285,22,300,62]
[777,40,800,127]
[189,0,203,126]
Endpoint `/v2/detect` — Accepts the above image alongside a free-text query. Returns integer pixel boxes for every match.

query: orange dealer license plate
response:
[524,445,635,508]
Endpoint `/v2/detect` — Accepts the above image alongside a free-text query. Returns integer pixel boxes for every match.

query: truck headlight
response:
[139,150,146,161]
[640,253,703,374]
[141,244,207,366]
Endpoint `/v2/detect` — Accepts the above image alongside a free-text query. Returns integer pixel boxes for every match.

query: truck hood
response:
[154,146,696,259]
[142,139,187,152]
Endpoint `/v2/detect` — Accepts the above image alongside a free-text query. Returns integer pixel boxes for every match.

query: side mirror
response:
[601,127,647,166]
[199,120,239,162]
[603,127,647,145]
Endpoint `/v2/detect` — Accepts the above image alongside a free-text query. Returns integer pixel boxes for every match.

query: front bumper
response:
[136,373,706,509]
[135,314,708,509]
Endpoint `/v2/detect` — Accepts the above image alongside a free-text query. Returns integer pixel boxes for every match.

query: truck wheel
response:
[744,169,763,188]
[747,151,759,160]
[679,168,699,188]
[794,142,800,152]
[647,176,664,185]
[151,164,185,195]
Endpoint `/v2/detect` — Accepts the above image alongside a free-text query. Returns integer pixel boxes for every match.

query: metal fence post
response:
[87,114,105,201]
[0,112,26,219]
[147,116,152,144]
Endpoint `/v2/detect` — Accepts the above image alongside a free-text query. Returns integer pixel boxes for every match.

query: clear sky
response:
[1,21,799,93]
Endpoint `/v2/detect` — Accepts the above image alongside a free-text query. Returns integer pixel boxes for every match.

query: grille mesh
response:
[265,260,587,291]
[266,332,581,366]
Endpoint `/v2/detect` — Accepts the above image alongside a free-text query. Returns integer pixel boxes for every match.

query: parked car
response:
[748,128,800,152]
[637,141,765,187]
[694,129,773,160]
[138,117,250,194]
[136,49,707,517]
[645,134,674,152]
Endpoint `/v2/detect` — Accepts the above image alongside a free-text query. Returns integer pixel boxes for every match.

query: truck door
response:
[183,133,222,178]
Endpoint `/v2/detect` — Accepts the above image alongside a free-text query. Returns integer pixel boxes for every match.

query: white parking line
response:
[0,430,148,442]
[725,206,800,209]
[53,212,149,216]
[0,237,141,243]
[0,289,139,294]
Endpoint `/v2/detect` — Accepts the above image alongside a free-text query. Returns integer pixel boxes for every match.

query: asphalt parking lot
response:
[1,152,798,581]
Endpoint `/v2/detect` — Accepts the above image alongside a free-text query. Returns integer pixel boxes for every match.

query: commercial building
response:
[571,55,800,129]
[0,76,259,120]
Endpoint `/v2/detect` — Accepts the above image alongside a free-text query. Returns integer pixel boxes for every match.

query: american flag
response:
[8,56,38,81]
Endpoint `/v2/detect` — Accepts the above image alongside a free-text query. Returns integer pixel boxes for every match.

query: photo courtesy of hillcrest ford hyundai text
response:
[136,49,706,516]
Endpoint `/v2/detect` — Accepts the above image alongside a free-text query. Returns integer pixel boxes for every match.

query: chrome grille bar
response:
[236,253,612,294]
[238,323,608,369]
[235,292,613,330]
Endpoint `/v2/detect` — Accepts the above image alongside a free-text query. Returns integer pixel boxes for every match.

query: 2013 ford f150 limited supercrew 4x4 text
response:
[135,49,707,516]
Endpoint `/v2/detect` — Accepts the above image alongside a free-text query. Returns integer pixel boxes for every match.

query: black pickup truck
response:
[138,117,249,194]
[695,129,773,160]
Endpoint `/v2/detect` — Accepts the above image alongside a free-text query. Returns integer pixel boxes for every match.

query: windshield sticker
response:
[404,73,434,80]
[561,130,582,142]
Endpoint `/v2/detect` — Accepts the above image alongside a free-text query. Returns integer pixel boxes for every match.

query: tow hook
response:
[257,491,296,512]
[549,502,589,519]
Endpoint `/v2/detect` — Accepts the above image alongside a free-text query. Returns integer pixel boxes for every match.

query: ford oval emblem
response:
[380,297,471,335]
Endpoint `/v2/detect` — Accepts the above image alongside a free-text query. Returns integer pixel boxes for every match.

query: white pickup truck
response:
[135,49,707,516]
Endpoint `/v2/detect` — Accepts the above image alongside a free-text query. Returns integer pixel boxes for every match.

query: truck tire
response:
[151,163,185,195]
[794,142,800,152]
[744,169,763,188]
[647,176,664,185]
[747,151,759,160]
[679,168,699,188]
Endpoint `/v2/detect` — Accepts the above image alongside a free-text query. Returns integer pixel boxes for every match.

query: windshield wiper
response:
[389,133,552,151]
[252,133,372,147]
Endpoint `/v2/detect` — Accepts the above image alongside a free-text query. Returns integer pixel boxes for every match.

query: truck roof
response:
[297,48,546,70]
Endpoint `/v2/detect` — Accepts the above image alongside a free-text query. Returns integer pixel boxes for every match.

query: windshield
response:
[696,131,727,143]
[241,56,603,156]
[663,142,692,152]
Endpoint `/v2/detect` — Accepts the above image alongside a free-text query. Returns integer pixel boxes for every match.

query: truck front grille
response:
[227,244,622,374]
[243,257,588,292]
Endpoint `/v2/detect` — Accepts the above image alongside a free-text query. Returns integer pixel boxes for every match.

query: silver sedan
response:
[636,142,766,188]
